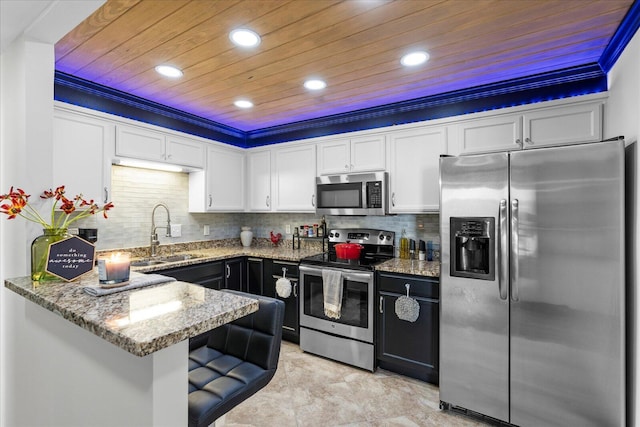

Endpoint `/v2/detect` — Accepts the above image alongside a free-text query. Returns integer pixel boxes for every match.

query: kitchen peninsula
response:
[4,272,258,426]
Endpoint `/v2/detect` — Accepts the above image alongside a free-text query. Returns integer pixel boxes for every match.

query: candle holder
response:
[98,252,131,285]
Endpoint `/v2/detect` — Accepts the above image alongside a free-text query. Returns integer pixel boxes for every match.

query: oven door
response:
[299,264,374,343]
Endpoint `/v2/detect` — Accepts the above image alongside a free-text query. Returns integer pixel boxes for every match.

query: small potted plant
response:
[0,186,114,280]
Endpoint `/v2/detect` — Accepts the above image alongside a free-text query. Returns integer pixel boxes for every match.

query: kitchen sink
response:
[131,254,200,267]
[131,259,167,267]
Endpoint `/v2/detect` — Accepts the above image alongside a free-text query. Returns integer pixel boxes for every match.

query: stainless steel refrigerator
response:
[439,140,625,427]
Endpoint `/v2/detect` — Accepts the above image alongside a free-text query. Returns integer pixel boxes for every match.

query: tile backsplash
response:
[76,166,440,255]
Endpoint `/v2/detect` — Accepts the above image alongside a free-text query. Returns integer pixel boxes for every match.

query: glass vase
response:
[31,228,69,281]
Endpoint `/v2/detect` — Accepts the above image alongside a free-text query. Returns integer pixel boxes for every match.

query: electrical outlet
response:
[203,225,210,236]
[285,224,291,234]
[170,224,182,237]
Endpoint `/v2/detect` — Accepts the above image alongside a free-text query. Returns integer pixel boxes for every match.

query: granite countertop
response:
[128,244,440,278]
[4,272,259,357]
[375,258,440,278]
[130,246,324,273]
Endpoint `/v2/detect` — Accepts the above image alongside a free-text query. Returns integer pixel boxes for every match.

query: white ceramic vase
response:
[240,226,253,247]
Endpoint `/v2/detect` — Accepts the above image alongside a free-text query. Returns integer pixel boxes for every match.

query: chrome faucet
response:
[150,203,171,257]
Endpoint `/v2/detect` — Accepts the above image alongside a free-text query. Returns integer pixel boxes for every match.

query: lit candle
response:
[98,252,131,284]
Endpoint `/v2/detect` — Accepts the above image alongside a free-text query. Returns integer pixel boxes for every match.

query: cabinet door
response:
[317,138,350,175]
[523,101,602,149]
[350,134,386,172]
[224,258,245,291]
[246,149,272,211]
[377,273,439,384]
[165,135,204,168]
[53,110,113,204]
[270,261,299,343]
[377,292,439,383]
[206,146,245,211]
[273,145,316,212]
[115,125,165,162]
[387,126,447,213]
[458,114,523,154]
[246,258,264,295]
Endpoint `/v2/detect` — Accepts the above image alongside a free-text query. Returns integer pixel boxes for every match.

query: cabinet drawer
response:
[272,261,299,278]
[158,261,223,284]
[377,272,438,299]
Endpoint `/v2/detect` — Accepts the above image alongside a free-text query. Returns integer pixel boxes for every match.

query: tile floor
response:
[220,341,490,427]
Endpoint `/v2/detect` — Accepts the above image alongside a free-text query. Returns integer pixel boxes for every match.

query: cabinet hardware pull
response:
[226,264,231,279]
[525,137,532,144]
[266,195,270,207]
[515,138,522,146]
[293,283,298,298]
[311,194,315,207]
[104,187,109,204]
[391,192,396,206]
[345,164,349,170]
[379,296,384,313]
[208,194,212,207]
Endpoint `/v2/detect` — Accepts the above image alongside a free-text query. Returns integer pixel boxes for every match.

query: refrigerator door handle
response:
[510,199,519,301]
[498,199,508,300]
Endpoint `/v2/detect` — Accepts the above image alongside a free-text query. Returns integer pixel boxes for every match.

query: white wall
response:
[603,28,640,427]
[0,2,105,425]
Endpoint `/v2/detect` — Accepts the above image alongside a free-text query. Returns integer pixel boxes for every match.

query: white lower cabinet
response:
[53,109,113,204]
[387,126,448,213]
[189,145,244,212]
[273,144,316,212]
[246,149,272,211]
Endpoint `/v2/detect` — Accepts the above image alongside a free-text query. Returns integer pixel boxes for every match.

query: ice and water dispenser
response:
[450,217,495,281]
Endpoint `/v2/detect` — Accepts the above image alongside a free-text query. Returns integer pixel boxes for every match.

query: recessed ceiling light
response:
[154,65,183,78]
[229,28,261,47]
[400,51,430,67]
[304,79,327,90]
[234,99,254,109]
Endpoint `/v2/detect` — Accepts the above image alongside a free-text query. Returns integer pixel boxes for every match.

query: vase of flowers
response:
[0,186,114,281]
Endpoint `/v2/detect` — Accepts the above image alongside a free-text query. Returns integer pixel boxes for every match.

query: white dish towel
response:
[322,269,343,319]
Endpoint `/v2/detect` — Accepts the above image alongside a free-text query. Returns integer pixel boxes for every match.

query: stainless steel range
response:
[299,228,395,371]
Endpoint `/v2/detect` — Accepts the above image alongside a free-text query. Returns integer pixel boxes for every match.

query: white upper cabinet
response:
[53,109,114,204]
[387,126,448,213]
[246,149,272,212]
[317,134,385,175]
[189,145,244,212]
[457,114,523,155]
[455,100,603,155]
[273,144,316,212]
[165,135,206,168]
[522,101,602,149]
[116,125,204,168]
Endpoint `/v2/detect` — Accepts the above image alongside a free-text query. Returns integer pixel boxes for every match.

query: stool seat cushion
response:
[188,291,284,427]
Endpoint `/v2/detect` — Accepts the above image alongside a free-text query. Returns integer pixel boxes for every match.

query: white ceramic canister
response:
[240,226,253,247]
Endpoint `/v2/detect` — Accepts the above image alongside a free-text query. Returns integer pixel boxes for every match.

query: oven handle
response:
[299,265,373,283]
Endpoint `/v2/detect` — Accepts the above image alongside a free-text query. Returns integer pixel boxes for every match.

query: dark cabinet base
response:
[376,272,439,385]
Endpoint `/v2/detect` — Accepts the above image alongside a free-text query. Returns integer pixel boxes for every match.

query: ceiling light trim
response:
[229,28,261,47]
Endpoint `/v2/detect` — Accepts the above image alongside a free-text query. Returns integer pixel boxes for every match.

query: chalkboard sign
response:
[45,236,96,282]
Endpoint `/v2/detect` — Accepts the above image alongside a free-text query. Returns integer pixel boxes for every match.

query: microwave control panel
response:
[366,181,383,208]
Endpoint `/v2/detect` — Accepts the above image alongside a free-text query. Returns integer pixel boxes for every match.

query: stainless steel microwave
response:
[315,172,388,216]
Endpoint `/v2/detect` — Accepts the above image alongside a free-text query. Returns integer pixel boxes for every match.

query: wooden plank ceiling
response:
[55,0,634,132]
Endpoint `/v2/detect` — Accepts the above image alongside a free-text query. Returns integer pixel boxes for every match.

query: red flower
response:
[59,197,76,214]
